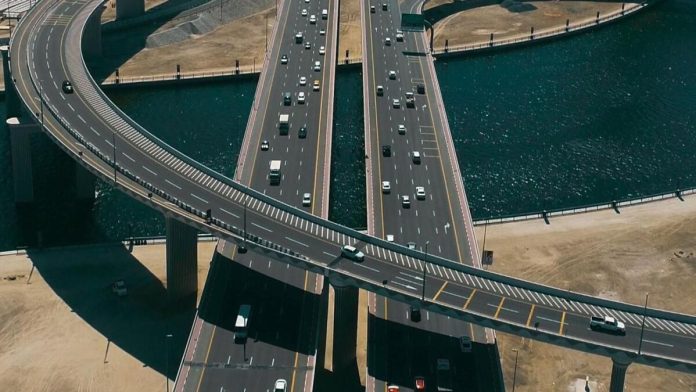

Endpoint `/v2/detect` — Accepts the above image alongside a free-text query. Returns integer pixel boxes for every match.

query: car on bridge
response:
[310,14,316,24]
[341,245,365,262]
[389,70,396,80]
[401,195,411,208]
[313,80,321,91]
[302,193,312,207]
[299,76,307,86]
[396,31,404,42]
[385,37,392,46]
[261,140,269,151]
[298,92,306,104]
[295,32,303,43]
[398,124,406,134]
[301,8,307,16]
[319,46,325,55]
[281,54,288,64]
[298,126,308,138]
[314,61,321,71]
[416,186,426,200]
[415,376,426,391]
[382,144,391,157]
[274,378,287,392]
[392,98,401,108]
[305,42,311,50]
[381,181,391,193]
[590,315,626,335]
[376,85,384,96]
[62,80,73,94]
[283,92,292,105]
[370,5,375,13]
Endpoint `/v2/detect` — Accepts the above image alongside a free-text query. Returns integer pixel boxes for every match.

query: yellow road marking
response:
[290,270,310,392]
[463,289,477,309]
[195,327,217,392]
[559,311,567,335]
[526,304,536,327]
[433,282,448,301]
[493,297,506,319]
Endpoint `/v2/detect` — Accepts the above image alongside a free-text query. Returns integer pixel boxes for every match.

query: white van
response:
[321,9,328,19]
[234,304,251,343]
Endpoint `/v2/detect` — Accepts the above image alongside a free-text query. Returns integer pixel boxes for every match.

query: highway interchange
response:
[8,0,696,390]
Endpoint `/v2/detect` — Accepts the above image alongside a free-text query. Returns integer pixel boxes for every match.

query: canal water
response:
[0,0,693,250]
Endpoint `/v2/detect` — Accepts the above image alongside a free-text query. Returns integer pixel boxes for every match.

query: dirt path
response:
[479,197,696,391]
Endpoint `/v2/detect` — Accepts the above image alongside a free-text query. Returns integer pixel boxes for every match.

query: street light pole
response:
[421,241,429,302]
[265,14,268,54]
[480,221,488,265]
[165,333,173,392]
[638,293,649,355]
[512,348,519,392]
[112,132,117,184]
[239,198,248,253]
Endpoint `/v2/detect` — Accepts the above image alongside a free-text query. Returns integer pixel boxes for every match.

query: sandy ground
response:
[0,241,215,392]
[477,197,696,391]
[425,0,638,50]
[338,0,362,63]
[101,0,169,23]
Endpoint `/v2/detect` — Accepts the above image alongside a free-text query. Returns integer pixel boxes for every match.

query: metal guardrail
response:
[13,0,696,354]
[432,2,648,56]
[473,187,693,226]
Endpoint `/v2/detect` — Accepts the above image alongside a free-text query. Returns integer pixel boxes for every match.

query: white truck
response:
[234,304,252,343]
[279,114,289,135]
[589,315,626,335]
[269,160,282,185]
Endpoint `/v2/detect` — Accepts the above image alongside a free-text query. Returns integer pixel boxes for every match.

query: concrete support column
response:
[116,0,144,20]
[8,117,39,203]
[82,5,104,59]
[74,161,95,201]
[609,355,632,392]
[1,46,21,118]
[329,278,359,371]
[165,216,198,305]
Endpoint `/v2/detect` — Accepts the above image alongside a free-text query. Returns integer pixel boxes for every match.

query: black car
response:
[62,80,73,94]
[298,126,307,138]
[382,145,391,157]
[281,54,288,64]
[417,84,425,94]
[410,306,421,322]
[283,92,292,105]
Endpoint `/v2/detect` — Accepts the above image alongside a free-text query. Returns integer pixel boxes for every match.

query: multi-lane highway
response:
[362,0,494,389]
[9,0,696,389]
[179,0,339,390]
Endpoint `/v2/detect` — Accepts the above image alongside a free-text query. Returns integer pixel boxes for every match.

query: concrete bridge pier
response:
[328,277,359,371]
[609,354,632,392]
[116,0,144,20]
[7,117,39,203]
[1,46,21,118]
[165,216,198,305]
[82,5,104,59]
[74,161,95,201]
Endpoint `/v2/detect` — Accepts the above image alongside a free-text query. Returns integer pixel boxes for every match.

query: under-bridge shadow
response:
[25,244,196,380]
[197,250,321,356]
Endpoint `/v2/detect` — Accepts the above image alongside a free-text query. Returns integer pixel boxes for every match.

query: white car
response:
[274,379,287,392]
[302,193,312,206]
[401,195,411,208]
[416,186,426,200]
[313,61,321,71]
[299,76,307,86]
[298,91,306,104]
[301,8,307,16]
[381,181,391,193]
[389,70,396,79]
[305,42,311,49]
[386,234,394,242]
[385,37,391,46]
[341,245,365,262]
[319,46,325,55]
[396,32,404,42]
[398,124,406,134]
[309,15,316,24]
[304,0,309,3]
[392,98,400,108]
[320,29,325,35]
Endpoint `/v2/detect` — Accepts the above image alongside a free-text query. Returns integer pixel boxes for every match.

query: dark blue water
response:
[438,0,696,217]
[0,0,694,250]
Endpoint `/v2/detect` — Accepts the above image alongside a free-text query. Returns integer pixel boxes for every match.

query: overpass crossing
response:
[7,0,696,391]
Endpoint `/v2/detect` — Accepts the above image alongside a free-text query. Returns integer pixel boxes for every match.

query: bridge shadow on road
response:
[197,251,321,356]
[367,313,502,392]
[26,244,195,380]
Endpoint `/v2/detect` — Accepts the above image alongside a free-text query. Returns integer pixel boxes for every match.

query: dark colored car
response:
[382,145,392,157]
[417,84,425,94]
[410,306,421,322]
[298,126,307,138]
[283,92,292,105]
[62,80,73,94]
